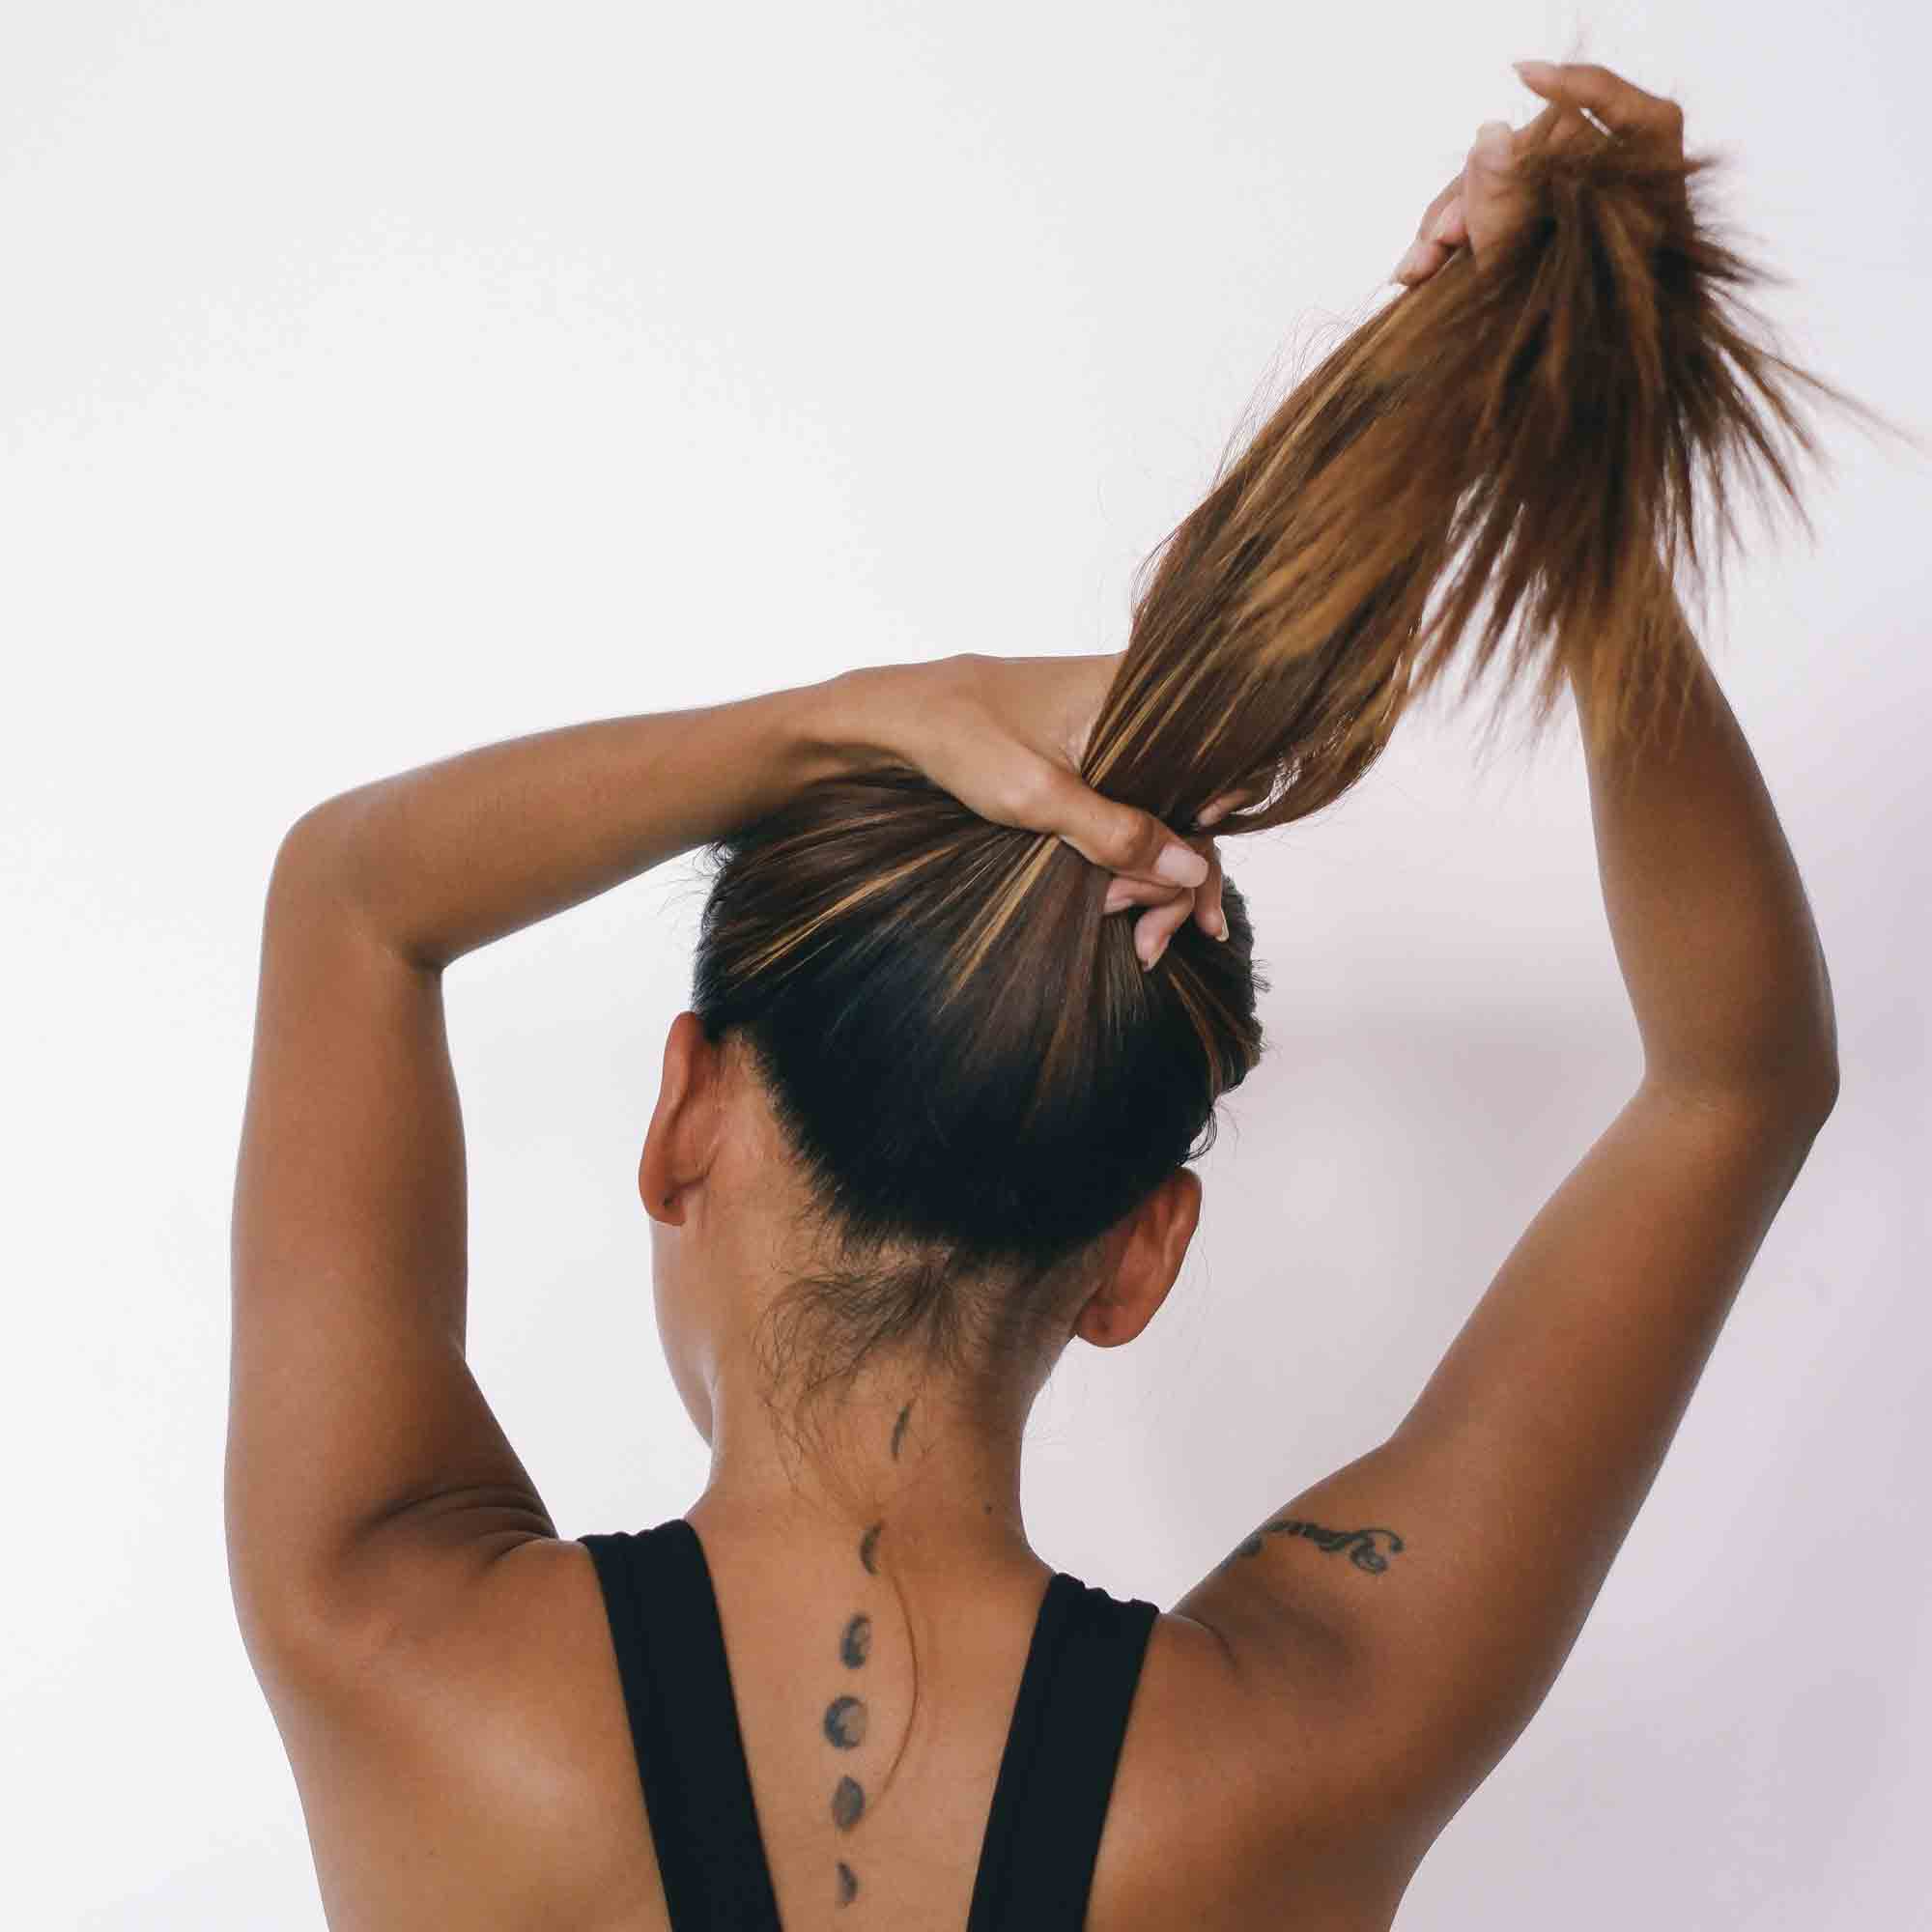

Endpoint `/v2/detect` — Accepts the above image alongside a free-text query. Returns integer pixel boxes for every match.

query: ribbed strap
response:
[964,1573,1160,1931]
[579,1521,783,1932]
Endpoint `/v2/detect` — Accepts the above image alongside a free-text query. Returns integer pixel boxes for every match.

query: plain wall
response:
[2,2,1924,1925]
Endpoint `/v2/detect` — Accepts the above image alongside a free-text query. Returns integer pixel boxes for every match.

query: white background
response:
[3,3,1925,1925]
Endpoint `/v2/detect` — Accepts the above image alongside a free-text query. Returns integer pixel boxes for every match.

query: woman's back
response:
[275,1516,1397,1932]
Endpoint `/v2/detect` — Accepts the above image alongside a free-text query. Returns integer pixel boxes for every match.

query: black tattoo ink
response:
[836,1861,859,1906]
[859,1521,882,1575]
[832,1775,866,1831]
[1234,1518,1405,1574]
[890,1403,911,1461]
[839,1612,872,1668]
[823,1694,868,1749]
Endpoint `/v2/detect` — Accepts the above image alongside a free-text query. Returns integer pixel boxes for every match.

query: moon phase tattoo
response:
[824,1419,908,1895]
[1234,1517,1406,1574]
[823,1694,868,1749]
[824,1502,889,1902]
[832,1775,867,1830]
[838,1612,871,1669]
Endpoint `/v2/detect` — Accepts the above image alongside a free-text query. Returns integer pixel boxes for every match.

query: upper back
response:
[275,1524,1405,1932]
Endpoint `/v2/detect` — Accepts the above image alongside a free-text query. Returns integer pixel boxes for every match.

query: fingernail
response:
[1102,880,1134,915]
[1430,210,1459,244]
[1391,242,1428,282]
[1155,844,1208,887]
[1212,908,1229,941]
[1513,59,1557,84]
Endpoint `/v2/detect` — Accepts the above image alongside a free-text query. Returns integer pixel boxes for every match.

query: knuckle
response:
[1119,812,1167,870]
[995,762,1058,824]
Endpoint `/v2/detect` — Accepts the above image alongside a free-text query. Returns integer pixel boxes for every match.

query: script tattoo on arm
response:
[1232,1517,1406,1575]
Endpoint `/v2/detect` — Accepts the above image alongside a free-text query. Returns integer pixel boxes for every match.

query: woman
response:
[229,60,1857,1930]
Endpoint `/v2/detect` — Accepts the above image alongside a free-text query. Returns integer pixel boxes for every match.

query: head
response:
[644,760,1260,1480]
[641,114,1857,1497]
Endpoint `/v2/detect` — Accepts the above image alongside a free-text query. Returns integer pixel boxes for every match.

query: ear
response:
[1070,1167,1203,1350]
[639,1011,723,1226]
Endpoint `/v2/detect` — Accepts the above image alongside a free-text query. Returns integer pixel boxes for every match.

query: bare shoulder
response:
[1088,1594,1414,1932]
[268,1535,667,1931]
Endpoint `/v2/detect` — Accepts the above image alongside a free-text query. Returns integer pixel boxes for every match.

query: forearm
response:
[294,675,865,970]
[1572,581,1838,1103]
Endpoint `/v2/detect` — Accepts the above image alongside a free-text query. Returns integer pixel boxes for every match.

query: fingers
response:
[1396,118,1521,284]
[1185,838,1228,947]
[1101,836,1227,968]
[1193,781,1269,829]
[1466,118,1518,180]
[1462,115,1524,214]
[1392,171,1467,284]
[1031,761,1208,892]
[1463,110,1577,267]
[1016,756,1244,968]
[1396,61,1682,291]
[1513,59,1685,145]
[1431,197,1469,249]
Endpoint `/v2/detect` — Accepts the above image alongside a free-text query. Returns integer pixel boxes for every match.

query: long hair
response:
[690,110,1894,1425]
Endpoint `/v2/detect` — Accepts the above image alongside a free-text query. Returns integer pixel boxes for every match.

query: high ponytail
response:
[692,112,1892,1417]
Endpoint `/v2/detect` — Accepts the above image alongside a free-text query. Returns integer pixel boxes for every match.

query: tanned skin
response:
[228,60,1836,1932]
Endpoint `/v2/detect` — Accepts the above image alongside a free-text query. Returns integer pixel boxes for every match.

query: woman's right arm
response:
[1164,65,1847,1901]
[1574,576,1838,1098]
[1173,579,1839,1874]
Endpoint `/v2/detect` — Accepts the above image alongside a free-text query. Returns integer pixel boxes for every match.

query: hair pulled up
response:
[692,111,1887,1419]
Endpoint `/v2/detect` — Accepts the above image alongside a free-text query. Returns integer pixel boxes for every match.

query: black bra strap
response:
[965,1572,1160,1931]
[579,1521,783,1932]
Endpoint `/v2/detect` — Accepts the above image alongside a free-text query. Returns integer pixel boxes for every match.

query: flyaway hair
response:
[692,111,1900,1414]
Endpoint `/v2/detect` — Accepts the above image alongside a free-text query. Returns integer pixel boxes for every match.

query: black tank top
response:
[579,1519,1158,1930]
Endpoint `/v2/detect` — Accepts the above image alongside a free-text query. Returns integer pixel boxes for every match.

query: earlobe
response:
[640,1143,684,1224]
[1168,1166,1204,1262]
[639,1141,684,1225]
[1072,1169,1202,1349]
[639,1010,711,1226]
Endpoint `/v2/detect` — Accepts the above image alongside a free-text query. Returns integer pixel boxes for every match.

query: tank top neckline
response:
[579,1514,1158,1928]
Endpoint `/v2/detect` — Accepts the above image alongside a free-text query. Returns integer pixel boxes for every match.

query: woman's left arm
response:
[302,677,863,972]
[302,657,1220,971]
[229,661,1220,1684]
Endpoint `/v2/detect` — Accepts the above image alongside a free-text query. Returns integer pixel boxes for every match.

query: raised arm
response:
[228,656,1218,1669]
[1175,580,1839,1872]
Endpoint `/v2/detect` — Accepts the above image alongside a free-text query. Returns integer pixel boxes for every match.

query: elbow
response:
[1776,1008,1841,1124]
[1802,1052,1841,1124]
[1643,1037,1840,1129]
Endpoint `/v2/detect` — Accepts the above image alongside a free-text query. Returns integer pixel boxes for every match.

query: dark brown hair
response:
[692,110,1896,1422]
